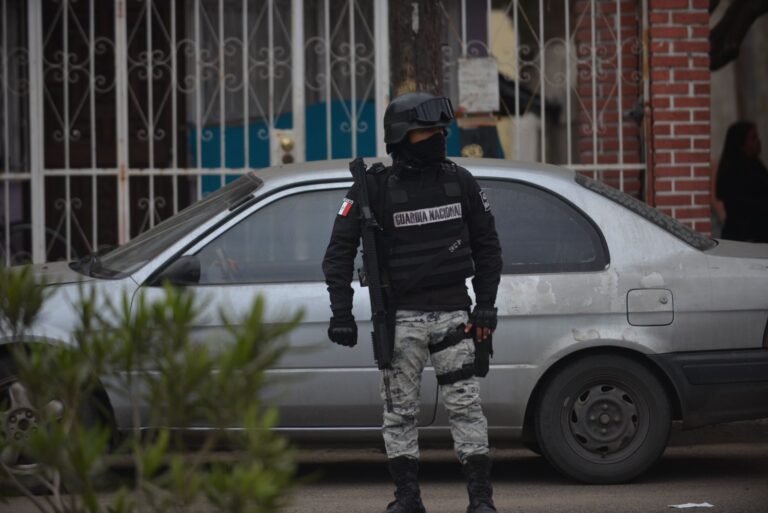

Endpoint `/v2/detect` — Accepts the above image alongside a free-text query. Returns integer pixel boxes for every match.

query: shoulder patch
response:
[479,190,491,212]
[338,198,354,217]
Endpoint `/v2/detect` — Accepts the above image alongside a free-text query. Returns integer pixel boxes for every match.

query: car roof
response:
[248,157,577,193]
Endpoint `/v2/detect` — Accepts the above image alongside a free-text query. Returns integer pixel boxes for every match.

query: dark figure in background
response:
[322,92,503,513]
[715,122,768,243]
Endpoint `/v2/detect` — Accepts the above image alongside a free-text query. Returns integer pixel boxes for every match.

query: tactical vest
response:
[379,163,475,295]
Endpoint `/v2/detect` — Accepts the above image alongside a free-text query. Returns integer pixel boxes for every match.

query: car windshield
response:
[575,174,717,251]
[86,174,263,279]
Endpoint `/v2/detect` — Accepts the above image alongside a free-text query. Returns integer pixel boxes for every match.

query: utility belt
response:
[428,324,493,385]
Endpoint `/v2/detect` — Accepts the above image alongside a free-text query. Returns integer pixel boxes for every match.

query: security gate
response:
[1,0,388,265]
[1,0,647,265]
[440,0,648,196]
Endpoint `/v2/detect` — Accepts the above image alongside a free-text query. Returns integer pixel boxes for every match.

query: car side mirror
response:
[151,255,201,286]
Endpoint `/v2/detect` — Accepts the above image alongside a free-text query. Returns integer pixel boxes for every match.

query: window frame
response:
[145,180,352,287]
[478,178,610,275]
[178,180,352,287]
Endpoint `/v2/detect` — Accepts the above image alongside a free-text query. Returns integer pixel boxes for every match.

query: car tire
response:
[522,439,542,456]
[534,354,671,484]
[0,355,110,494]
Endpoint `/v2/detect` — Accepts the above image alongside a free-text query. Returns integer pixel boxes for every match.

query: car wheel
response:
[0,356,107,492]
[534,354,671,484]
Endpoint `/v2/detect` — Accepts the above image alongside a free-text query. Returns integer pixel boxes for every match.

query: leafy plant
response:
[0,265,51,342]
[0,265,300,513]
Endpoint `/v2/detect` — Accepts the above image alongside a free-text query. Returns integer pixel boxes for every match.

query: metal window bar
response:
[513,0,520,160]
[171,0,178,214]
[292,0,304,163]
[218,0,224,184]
[268,0,274,164]
[242,0,249,169]
[117,0,130,244]
[195,0,202,200]
[28,0,45,263]
[17,0,645,264]
[324,0,331,159]
[461,0,467,56]
[565,0,572,166]
[449,0,644,192]
[538,0,545,161]
[2,0,10,266]
[590,0,599,178]
[89,0,97,252]
[374,0,389,157]
[348,0,356,157]
[62,0,70,260]
[147,0,156,227]
[616,0,624,192]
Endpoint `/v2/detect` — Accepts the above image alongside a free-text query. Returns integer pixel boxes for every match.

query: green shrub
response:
[0,265,300,513]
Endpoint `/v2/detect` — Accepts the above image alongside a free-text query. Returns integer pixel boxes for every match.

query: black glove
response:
[470,306,498,330]
[328,314,357,347]
[470,306,496,377]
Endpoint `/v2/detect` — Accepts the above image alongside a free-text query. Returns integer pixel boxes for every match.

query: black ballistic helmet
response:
[383,92,455,150]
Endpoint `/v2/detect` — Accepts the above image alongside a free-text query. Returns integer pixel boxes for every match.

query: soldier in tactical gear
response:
[322,91,502,513]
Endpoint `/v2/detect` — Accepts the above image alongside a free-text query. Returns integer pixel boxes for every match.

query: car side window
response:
[479,180,608,274]
[195,187,355,284]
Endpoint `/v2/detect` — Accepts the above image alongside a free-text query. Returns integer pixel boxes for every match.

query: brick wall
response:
[648,0,711,233]
[573,0,712,233]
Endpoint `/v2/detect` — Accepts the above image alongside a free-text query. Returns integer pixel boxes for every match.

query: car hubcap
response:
[1,380,64,474]
[569,384,638,456]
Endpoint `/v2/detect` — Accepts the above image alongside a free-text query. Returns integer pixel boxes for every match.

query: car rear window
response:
[480,179,609,274]
[575,174,716,251]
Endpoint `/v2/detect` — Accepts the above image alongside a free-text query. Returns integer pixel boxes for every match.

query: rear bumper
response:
[649,349,768,429]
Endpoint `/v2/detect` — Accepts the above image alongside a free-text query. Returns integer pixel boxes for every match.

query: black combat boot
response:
[385,456,427,513]
[462,454,497,513]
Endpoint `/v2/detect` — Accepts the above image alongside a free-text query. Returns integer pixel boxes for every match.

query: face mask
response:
[396,132,447,166]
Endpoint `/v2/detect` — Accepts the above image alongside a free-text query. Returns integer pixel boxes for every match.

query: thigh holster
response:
[430,325,475,386]
[429,324,493,385]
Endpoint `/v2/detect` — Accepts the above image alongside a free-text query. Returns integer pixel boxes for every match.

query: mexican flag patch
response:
[338,198,354,217]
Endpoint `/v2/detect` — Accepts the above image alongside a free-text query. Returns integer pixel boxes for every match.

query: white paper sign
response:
[458,57,499,113]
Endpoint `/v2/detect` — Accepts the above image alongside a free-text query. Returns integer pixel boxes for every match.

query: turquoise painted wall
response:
[188,99,464,195]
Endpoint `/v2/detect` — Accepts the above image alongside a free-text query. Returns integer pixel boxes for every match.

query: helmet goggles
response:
[390,97,455,124]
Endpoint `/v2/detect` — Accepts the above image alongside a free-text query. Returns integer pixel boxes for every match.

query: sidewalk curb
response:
[669,419,768,446]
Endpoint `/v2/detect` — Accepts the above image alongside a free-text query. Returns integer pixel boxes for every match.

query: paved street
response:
[2,426,767,513]
[286,443,768,513]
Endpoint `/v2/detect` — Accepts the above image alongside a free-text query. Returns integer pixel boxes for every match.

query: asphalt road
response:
[285,443,768,513]
[2,426,767,513]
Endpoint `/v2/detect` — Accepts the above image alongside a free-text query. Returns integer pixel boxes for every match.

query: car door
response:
[464,178,614,429]
[139,182,439,428]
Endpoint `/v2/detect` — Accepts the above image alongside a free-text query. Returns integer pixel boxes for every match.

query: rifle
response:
[349,158,394,372]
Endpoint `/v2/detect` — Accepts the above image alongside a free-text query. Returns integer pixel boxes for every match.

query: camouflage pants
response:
[381,309,489,463]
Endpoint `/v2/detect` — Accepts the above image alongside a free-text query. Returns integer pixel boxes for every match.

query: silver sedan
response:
[3,158,768,483]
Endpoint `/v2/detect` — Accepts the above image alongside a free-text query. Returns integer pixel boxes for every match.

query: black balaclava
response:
[393,131,447,167]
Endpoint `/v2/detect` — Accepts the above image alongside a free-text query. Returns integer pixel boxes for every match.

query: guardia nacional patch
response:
[393,203,462,228]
